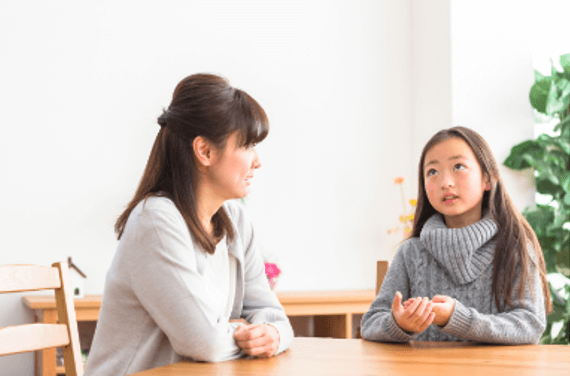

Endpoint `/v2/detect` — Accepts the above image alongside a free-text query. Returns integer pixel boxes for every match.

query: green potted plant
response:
[504,53,570,344]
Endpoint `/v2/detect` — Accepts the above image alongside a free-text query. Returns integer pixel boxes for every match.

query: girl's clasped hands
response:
[392,292,456,333]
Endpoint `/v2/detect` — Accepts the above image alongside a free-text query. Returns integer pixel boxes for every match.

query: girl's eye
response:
[454,163,466,171]
[426,169,437,177]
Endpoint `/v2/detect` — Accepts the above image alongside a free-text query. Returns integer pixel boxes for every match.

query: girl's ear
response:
[484,173,491,191]
[193,136,212,167]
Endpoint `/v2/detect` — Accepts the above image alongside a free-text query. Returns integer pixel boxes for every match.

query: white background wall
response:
[0,0,567,374]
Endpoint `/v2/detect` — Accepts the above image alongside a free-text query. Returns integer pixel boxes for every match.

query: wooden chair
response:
[0,261,84,376]
[376,260,389,295]
[356,260,389,339]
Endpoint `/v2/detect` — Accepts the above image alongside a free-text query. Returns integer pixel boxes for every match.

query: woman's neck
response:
[195,179,225,236]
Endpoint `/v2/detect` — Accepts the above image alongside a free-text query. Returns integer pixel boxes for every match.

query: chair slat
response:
[0,323,69,356]
[0,265,61,293]
[53,261,84,376]
[376,260,389,295]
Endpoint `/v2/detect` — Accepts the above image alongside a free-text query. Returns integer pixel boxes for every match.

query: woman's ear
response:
[193,136,212,167]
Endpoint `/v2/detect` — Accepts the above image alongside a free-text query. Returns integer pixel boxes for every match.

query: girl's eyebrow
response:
[424,155,466,169]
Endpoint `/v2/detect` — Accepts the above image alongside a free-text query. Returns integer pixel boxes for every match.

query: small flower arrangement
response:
[264,262,281,289]
[387,176,417,238]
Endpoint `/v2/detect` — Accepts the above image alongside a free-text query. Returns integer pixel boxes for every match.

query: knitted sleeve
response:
[439,260,547,344]
[360,242,418,343]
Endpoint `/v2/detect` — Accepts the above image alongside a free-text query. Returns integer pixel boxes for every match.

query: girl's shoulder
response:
[393,237,424,260]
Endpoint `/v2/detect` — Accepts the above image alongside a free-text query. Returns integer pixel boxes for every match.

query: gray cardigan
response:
[361,214,546,344]
[85,197,293,376]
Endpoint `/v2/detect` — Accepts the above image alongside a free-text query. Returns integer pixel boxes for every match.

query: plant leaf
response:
[561,173,570,195]
[554,116,570,133]
[503,140,542,170]
[546,78,570,115]
[561,53,570,74]
[529,79,552,114]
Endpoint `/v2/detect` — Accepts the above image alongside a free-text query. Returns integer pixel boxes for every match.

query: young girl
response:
[85,74,293,376]
[361,126,551,344]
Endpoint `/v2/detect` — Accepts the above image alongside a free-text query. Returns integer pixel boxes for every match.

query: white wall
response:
[409,0,537,212]
[450,0,536,211]
[0,1,413,373]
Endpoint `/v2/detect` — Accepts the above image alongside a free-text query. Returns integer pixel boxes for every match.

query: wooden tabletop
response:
[128,337,570,376]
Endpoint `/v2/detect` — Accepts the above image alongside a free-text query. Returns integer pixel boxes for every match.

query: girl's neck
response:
[443,207,482,229]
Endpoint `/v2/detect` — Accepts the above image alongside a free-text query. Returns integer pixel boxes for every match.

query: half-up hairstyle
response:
[411,126,551,314]
[115,73,269,254]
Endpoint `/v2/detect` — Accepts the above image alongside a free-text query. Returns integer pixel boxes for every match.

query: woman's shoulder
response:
[222,200,248,226]
[129,196,183,227]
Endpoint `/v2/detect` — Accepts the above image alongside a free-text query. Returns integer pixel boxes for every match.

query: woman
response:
[85,74,293,376]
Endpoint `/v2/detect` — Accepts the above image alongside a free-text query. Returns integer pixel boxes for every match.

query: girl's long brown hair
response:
[115,73,269,254]
[411,127,551,314]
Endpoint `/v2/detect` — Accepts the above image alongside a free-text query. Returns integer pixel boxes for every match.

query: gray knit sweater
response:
[361,214,546,344]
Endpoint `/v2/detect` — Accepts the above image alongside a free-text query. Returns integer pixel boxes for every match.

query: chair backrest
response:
[0,261,84,376]
[376,260,389,295]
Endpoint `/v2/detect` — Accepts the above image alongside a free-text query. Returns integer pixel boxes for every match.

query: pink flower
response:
[268,276,276,288]
[265,262,281,279]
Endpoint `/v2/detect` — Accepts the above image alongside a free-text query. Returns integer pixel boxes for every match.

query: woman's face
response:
[208,132,262,201]
[423,137,489,228]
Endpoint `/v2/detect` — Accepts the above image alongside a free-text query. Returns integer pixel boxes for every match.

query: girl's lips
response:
[443,194,458,204]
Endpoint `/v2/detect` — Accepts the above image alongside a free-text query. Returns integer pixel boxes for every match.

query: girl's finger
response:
[419,312,436,331]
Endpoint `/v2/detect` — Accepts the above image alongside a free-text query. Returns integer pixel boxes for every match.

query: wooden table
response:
[128,337,570,376]
[22,290,375,376]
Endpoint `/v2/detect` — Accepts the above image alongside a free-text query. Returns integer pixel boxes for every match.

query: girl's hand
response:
[392,291,435,334]
[431,295,455,327]
[234,324,280,357]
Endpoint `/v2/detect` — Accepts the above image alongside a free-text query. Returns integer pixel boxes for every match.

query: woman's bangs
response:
[234,91,269,147]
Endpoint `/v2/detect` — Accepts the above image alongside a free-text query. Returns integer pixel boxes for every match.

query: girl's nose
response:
[441,174,454,188]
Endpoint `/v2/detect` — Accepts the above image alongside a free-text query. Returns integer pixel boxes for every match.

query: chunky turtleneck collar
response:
[420,214,498,285]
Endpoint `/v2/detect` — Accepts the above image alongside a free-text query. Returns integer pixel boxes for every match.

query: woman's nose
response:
[252,149,262,169]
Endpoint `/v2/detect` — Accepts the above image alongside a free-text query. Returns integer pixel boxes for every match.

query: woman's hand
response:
[229,319,250,325]
[234,324,280,357]
[431,295,455,327]
[392,291,435,334]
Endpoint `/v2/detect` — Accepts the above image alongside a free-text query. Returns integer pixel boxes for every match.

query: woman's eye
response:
[426,169,437,177]
[454,163,466,171]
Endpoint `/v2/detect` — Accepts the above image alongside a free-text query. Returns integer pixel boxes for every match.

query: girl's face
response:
[208,132,261,201]
[423,137,489,229]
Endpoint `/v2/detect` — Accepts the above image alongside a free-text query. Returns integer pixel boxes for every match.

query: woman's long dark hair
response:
[115,73,269,254]
[411,127,551,314]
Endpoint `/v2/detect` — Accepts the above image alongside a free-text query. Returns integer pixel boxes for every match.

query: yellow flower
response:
[409,199,417,206]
